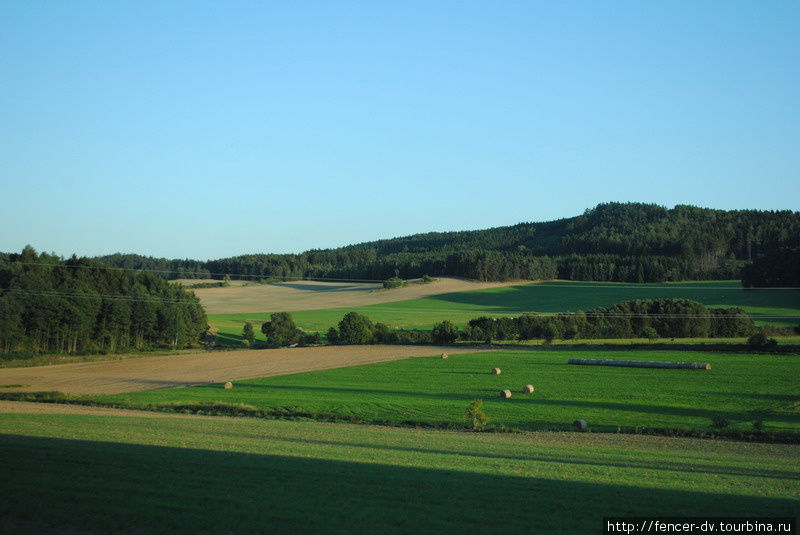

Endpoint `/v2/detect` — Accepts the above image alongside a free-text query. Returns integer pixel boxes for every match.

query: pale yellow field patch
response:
[0,345,493,396]
[192,277,527,315]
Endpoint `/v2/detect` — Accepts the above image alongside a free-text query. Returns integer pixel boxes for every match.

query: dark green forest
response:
[94,203,800,283]
[0,247,208,354]
[461,299,756,342]
[741,248,800,288]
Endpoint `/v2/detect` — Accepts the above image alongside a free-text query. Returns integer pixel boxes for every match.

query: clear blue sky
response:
[1,1,798,260]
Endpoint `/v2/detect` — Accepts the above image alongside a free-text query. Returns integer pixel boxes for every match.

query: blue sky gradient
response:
[1,1,798,259]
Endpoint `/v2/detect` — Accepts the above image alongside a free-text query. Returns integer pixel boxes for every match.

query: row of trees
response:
[92,203,800,283]
[255,298,757,349]
[460,299,755,342]
[0,247,208,354]
[257,311,434,347]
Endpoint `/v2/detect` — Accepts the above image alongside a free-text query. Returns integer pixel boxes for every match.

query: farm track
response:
[192,277,529,314]
[0,345,492,396]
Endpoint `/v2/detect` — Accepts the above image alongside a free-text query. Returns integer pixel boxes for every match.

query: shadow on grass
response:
[215,332,243,346]
[1,433,797,534]
[211,433,800,482]
[473,394,800,425]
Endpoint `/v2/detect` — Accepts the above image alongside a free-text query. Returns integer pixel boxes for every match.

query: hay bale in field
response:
[573,419,587,431]
[500,389,512,399]
[491,368,502,375]
[223,381,233,390]
[441,353,448,359]
[523,384,535,394]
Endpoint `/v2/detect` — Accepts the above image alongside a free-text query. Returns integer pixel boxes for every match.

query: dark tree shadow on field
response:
[470,394,800,425]
[216,434,800,482]
[214,332,242,346]
[0,434,797,534]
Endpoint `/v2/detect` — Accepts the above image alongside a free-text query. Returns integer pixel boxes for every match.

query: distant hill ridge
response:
[93,203,800,283]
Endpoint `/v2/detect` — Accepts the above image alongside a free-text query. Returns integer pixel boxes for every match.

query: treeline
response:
[742,248,800,288]
[460,299,755,342]
[0,247,208,354]
[93,203,800,283]
[256,299,757,349]
[94,253,212,279]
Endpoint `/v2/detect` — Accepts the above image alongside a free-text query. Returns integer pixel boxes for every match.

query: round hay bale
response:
[704,363,712,370]
[573,419,587,431]
[523,384,535,394]
[491,368,502,375]
[500,389,512,399]
[223,381,233,390]
[441,353,448,359]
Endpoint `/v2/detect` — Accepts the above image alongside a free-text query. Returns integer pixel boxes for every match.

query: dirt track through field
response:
[193,277,528,314]
[0,345,491,396]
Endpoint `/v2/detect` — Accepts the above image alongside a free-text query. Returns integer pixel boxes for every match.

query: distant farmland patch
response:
[207,281,800,344]
[2,411,797,533]
[95,349,800,437]
[192,277,524,315]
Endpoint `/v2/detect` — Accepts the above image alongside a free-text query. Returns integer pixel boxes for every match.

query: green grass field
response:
[1,412,797,534]
[209,281,800,345]
[94,349,800,436]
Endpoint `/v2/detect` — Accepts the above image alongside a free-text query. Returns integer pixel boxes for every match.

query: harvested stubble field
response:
[94,348,800,436]
[0,345,487,396]
[0,406,797,534]
[193,277,523,315]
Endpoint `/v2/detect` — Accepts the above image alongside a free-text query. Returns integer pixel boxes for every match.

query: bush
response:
[542,322,561,344]
[392,329,432,344]
[261,312,302,347]
[747,332,778,348]
[465,399,489,430]
[242,322,255,346]
[422,274,437,284]
[337,312,375,344]
[326,327,339,344]
[432,320,458,344]
[300,332,322,346]
[642,326,659,340]
[383,277,406,289]
[371,322,393,343]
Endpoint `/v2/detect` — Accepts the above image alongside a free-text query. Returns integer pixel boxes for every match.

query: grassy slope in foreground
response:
[208,281,800,343]
[0,413,798,534]
[96,349,800,435]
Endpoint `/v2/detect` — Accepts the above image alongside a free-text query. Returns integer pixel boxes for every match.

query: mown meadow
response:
[207,281,800,345]
[94,349,800,437]
[1,412,797,534]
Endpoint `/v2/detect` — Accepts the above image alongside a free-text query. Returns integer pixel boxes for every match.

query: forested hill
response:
[0,247,208,354]
[93,203,800,283]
